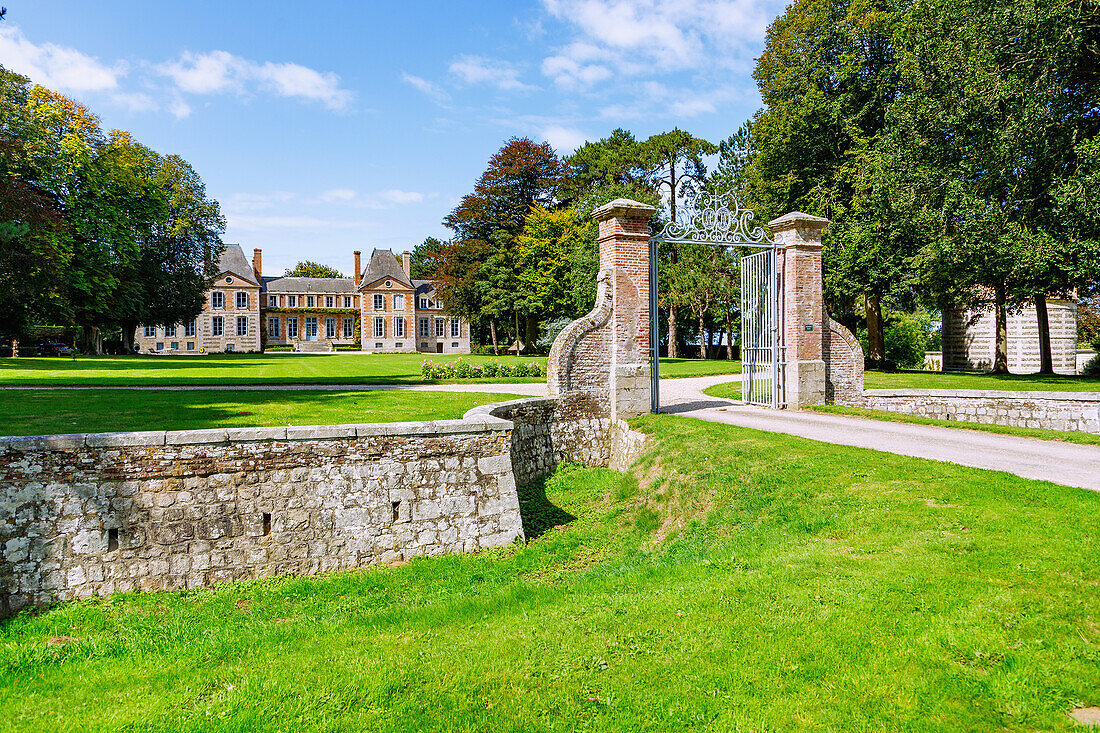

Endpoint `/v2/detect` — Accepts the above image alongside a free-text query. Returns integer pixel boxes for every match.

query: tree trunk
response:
[514,311,521,354]
[490,319,499,356]
[991,286,1009,374]
[1035,294,1054,374]
[525,316,538,355]
[726,311,735,361]
[667,306,678,359]
[865,291,884,366]
[698,314,706,359]
[121,324,135,354]
[80,325,102,355]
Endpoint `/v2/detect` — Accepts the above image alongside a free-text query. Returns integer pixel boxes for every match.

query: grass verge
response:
[2,416,1098,731]
[865,369,1100,392]
[0,389,521,436]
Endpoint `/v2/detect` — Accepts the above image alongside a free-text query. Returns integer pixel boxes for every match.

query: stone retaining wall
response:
[475,393,648,487]
[0,396,648,617]
[863,389,1100,434]
[0,420,526,616]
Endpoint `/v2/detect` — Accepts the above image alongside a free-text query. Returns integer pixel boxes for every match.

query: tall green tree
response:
[640,129,717,358]
[887,0,1100,372]
[0,67,68,340]
[749,0,907,363]
[561,128,645,202]
[285,261,344,278]
[515,205,584,330]
[410,236,446,279]
[0,67,224,352]
[440,137,564,352]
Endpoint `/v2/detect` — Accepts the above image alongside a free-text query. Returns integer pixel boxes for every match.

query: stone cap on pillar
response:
[767,211,829,233]
[592,198,657,223]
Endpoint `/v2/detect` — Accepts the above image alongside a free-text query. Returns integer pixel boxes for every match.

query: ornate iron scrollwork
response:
[655,188,772,245]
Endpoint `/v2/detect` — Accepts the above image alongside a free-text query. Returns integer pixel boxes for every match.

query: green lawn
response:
[3,416,1098,731]
[658,357,742,377]
[0,354,739,386]
[0,389,521,437]
[865,369,1100,392]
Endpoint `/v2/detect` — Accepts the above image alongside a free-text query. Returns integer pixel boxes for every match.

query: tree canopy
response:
[0,66,225,351]
[284,261,345,278]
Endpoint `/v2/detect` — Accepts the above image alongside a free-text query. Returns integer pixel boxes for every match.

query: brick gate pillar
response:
[593,198,655,420]
[769,212,830,408]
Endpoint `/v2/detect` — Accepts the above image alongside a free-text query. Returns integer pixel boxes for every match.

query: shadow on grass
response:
[516,477,575,540]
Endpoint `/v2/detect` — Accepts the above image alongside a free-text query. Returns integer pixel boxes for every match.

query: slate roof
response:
[216,244,258,285]
[262,276,356,294]
[413,280,437,300]
[361,249,413,289]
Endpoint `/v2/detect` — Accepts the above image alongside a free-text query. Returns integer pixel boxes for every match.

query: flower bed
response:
[421,359,542,380]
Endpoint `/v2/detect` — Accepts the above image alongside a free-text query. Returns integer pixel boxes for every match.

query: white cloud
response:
[542,0,776,71]
[401,72,449,103]
[224,191,298,212]
[0,25,123,92]
[542,50,611,89]
[158,50,242,94]
[158,50,353,110]
[378,189,425,205]
[540,125,588,152]
[228,214,372,231]
[111,92,158,113]
[449,55,533,92]
[319,188,357,203]
[256,61,353,110]
[169,96,192,119]
[540,0,780,118]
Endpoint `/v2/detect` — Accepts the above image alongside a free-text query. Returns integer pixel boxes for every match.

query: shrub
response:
[537,317,573,352]
[418,359,543,381]
[1083,353,1100,377]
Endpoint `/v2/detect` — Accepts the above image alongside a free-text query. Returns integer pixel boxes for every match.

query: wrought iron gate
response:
[740,249,785,407]
[650,187,787,412]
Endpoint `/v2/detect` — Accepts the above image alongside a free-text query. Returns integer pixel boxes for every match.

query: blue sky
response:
[0,0,787,276]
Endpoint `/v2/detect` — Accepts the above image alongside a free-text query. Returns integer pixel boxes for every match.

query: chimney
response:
[402,250,412,279]
[252,248,262,282]
[353,251,361,288]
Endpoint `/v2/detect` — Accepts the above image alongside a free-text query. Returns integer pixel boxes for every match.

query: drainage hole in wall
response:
[262,513,272,536]
[107,527,119,552]
[392,501,401,523]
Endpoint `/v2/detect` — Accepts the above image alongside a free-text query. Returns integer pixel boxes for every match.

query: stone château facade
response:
[134,245,470,354]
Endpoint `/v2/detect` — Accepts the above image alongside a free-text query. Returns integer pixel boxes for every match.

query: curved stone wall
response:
[823,315,865,406]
